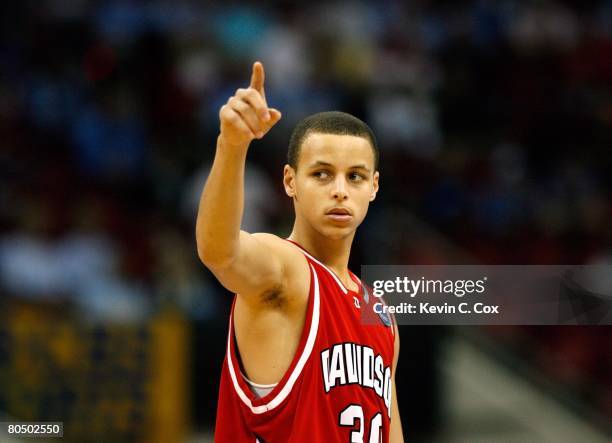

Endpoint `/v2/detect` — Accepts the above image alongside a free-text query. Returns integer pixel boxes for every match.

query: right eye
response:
[313,171,331,179]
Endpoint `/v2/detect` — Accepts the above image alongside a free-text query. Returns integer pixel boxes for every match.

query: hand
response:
[219,61,282,148]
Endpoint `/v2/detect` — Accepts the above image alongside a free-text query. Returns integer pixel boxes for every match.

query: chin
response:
[319,224,355,240]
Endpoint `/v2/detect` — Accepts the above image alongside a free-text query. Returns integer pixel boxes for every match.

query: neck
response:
[287,217,355,283]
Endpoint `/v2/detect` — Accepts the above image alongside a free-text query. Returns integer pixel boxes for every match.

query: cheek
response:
[355,185,372,201]
[300,180,326,199]
[354,190,372,214]
[296,182,323,209]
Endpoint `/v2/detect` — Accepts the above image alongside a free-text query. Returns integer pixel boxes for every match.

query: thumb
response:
[262,108,282,135]
[268,108,282,125]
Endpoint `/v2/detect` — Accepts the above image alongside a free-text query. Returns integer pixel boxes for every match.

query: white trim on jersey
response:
[292,247,349,294]
[226,262,321,414]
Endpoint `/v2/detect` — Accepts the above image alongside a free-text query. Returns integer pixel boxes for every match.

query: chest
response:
[315,271,394,371]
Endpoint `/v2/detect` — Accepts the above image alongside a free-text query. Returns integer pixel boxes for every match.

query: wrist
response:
[217,135,250,153]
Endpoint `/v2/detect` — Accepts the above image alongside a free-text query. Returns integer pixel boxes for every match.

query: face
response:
[284,132,379,240]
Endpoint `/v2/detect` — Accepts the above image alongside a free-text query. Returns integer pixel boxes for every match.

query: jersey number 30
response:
[339,404,383,443]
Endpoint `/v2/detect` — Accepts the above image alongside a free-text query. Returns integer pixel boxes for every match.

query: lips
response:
[326,207,353,222]
[326,207,351,215]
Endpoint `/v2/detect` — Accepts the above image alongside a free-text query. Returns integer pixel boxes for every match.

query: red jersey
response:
[214,241,396,442]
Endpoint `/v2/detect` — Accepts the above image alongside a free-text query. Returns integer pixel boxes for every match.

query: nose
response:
[331,176,348,201]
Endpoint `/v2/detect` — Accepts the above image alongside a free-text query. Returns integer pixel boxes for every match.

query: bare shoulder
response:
[242,233,311,309]
[249,233,298,255]
[249,233,306,270]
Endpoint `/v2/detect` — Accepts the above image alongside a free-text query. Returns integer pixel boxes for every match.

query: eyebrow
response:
[308,161,371,172]
[350,164,371,172]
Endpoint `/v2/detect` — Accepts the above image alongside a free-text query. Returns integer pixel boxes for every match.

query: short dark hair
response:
[287,111,379,170]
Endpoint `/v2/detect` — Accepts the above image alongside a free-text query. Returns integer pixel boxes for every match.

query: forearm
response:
[196,136,249,267]
[196,61,280,269]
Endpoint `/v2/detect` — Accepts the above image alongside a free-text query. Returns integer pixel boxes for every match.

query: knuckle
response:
[239,125,253,137]
[246,88,260,99]
[246,113,260,125]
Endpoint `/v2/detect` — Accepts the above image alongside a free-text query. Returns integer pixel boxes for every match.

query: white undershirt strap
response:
[241,373,278,398]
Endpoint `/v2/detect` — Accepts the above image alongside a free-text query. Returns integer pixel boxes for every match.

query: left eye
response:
[349,173,364,181]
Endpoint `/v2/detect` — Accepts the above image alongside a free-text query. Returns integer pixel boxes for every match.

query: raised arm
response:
[196,62,285,299]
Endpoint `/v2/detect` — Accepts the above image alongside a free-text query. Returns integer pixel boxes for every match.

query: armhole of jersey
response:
[225,259,321,415]
[242,373,277,398]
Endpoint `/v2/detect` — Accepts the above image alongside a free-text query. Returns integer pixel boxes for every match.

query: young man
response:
[196,61,403,443]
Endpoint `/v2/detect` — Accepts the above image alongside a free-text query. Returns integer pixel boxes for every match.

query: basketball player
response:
[196,61,403,442]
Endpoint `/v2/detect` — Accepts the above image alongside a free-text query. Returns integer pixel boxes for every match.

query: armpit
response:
[260,284,284,309]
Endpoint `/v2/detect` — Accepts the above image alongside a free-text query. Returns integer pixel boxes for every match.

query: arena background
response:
[0,1,611,442]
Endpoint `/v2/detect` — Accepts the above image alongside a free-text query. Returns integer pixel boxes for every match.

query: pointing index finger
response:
[250,61,266,101]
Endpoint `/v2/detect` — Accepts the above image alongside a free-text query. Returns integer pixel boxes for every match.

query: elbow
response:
[196,242,210,266]
[196,239,235,270]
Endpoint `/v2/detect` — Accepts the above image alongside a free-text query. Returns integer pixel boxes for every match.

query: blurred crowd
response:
[1,0,611,432]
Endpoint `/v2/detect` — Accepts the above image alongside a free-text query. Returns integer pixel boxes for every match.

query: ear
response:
[283,164,297,198]
[370,171,379,201]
